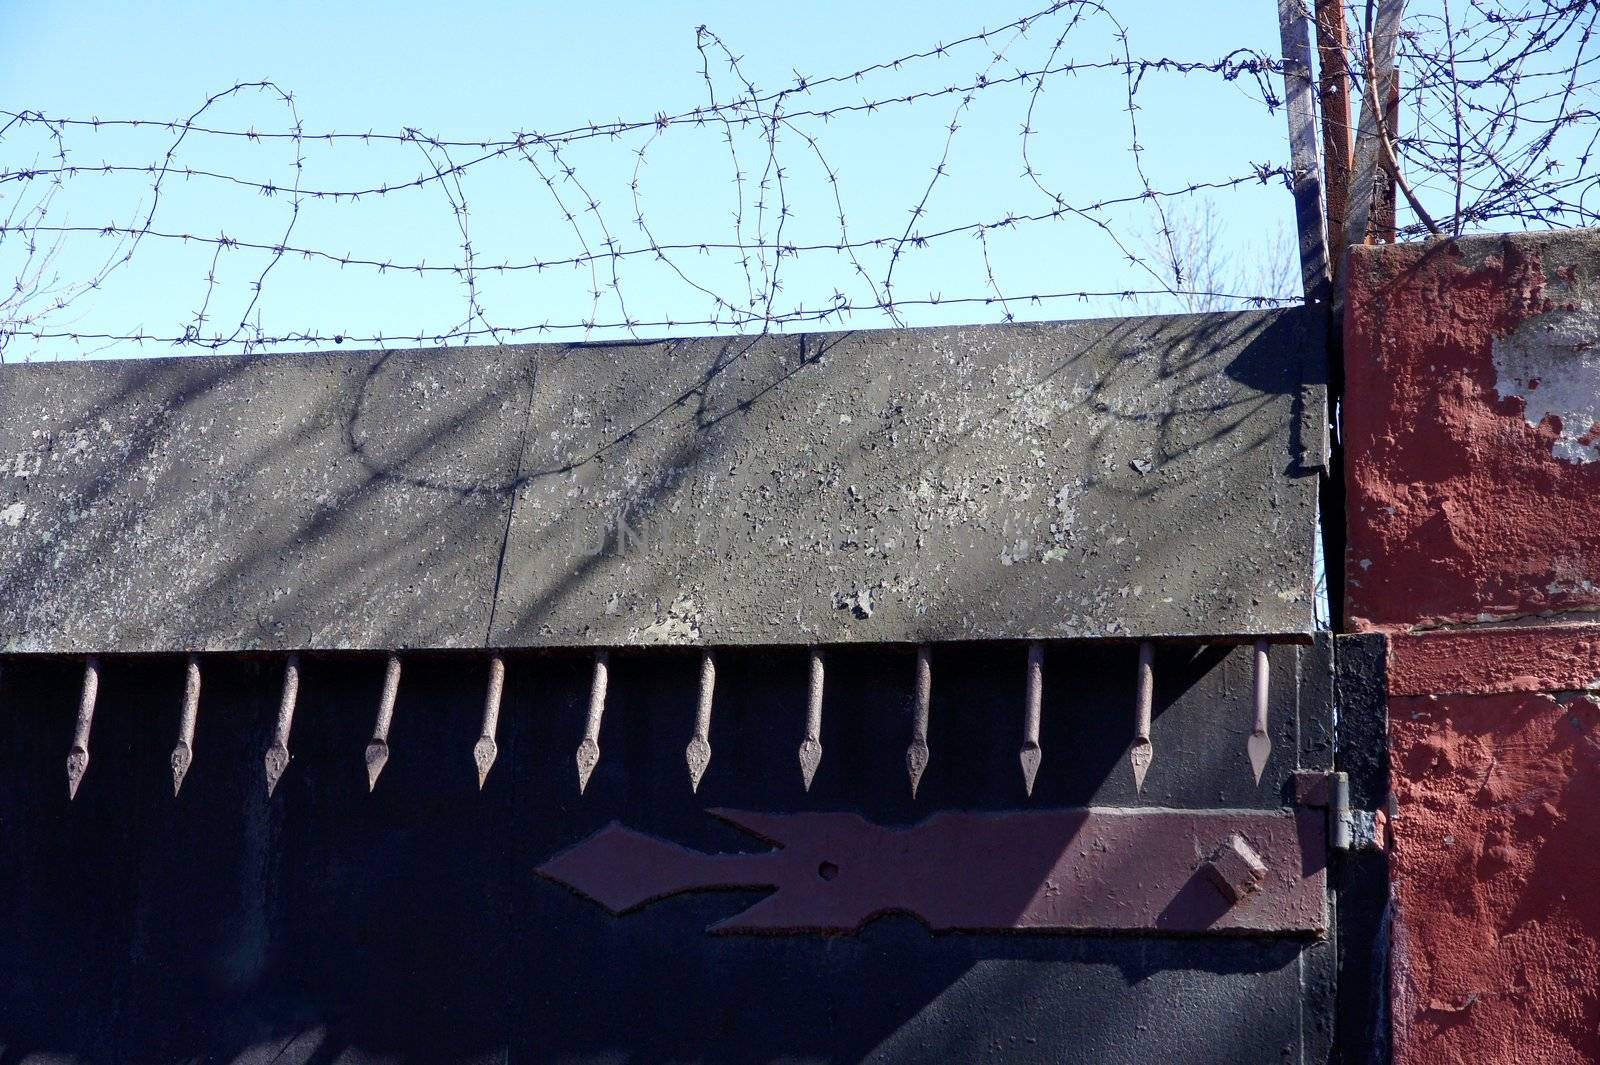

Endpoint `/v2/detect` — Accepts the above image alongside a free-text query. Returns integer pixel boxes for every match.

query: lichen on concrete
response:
[0,311,1324,652]
[490,313,1325,646]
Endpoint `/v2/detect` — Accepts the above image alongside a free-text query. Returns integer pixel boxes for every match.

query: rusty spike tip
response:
[1131,641,1154,793]
[906,645,932,798]
[1249,638,1272,785]
[364,653,402,791]
[686,736,712,794]
[576,651,608,795]
[473,736,498,790]
[1247,732,1273,787]
[264,744,291,798]
[66,748,89,800]
[798,739,822,792]
[800,648,825,792]
[475,654,505,789]
[686,650,715,792]
[576,737,601,795]
[1020,742,1042,798]
[66,657,100,801]
[906,741,930,799]
[171,654,201,797]
[266,654,300,798]
[170,743,193,797]
[1130,739,1154,793]
[364,740,389,792]
[1021,641,1043,797]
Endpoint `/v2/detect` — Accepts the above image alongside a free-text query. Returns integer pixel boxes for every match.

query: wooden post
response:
[1277,0,1331,307]
[1372,69,1401,242]
[1313,0,1354,271]
[1345,0,1406,256]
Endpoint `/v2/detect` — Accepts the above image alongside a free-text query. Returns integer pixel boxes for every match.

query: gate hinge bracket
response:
[1292,770,1389,853]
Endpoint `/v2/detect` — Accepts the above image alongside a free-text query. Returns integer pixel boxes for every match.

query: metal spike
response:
[906,645,932,798]
[686,650,716,793]
[474,654,505,789]
[265,654,300,798]
[1248,638,1272,785]
[1130,642,1154,793]
[576,650,609,794]
[66,657,99,800]
[798,648,824,791]
[1020,642,1043,797]
[365,653,401,791]
[171,655,201,796]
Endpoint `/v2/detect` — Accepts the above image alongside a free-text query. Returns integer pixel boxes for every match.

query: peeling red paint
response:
[1389,624,1600,697]
[1389,690,1600,1064]
[1343,233,1600,630]
[1344,232,1600,1065]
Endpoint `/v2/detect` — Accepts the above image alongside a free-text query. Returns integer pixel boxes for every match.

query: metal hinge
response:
[1293,770,1390,853]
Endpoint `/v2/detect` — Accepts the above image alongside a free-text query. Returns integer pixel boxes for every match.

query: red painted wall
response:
[1389,687,1600,1060]
[1344,230,1600,1064]
[1345,233,1600,631]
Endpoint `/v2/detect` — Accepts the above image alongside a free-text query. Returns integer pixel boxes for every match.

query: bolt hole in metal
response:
[817,861,839,881]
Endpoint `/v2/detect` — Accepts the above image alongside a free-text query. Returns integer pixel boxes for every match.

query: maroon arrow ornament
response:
[537,807,1327,934]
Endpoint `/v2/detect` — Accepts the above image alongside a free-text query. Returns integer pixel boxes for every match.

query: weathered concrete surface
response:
[0,313,1323,652]
[1389,683,1600,1065]
[1344,229,1600,630]
[491,314,1324,646]
[0,349,531,651]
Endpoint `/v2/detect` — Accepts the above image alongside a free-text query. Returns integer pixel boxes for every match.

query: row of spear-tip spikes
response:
[54,640,1275,801]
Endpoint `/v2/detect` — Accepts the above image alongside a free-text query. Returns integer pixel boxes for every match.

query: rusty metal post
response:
[799,648,824,791]
[576,650,608,794]
[1344,0,1406,262]
[686,650,716,793]
[906,646,932,798]
[1372,68,1401,242]
[1020,642,1043,797]
[265,654,300,798]
[170,654,201,796]
[364,653,401,791]
[66,657,100,800]
[1131,642,1154,792]
[1315,0,1354,271]
[1249,639,1273,785]
[474,654,505,789]
[1277,0,1331,306]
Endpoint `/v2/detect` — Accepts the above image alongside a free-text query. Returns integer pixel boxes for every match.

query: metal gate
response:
[0,311,1385,1063]
[0,637,1386,1063]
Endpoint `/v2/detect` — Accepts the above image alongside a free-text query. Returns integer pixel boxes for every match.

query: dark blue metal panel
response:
[0,640,1348,1064]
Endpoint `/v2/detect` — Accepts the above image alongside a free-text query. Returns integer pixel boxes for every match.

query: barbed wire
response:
[1364,0,1599,237]
[5,0,1589,360]
[0,1,1307,359]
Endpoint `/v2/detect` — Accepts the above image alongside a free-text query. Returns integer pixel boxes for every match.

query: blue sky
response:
[1,2,1300,360]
